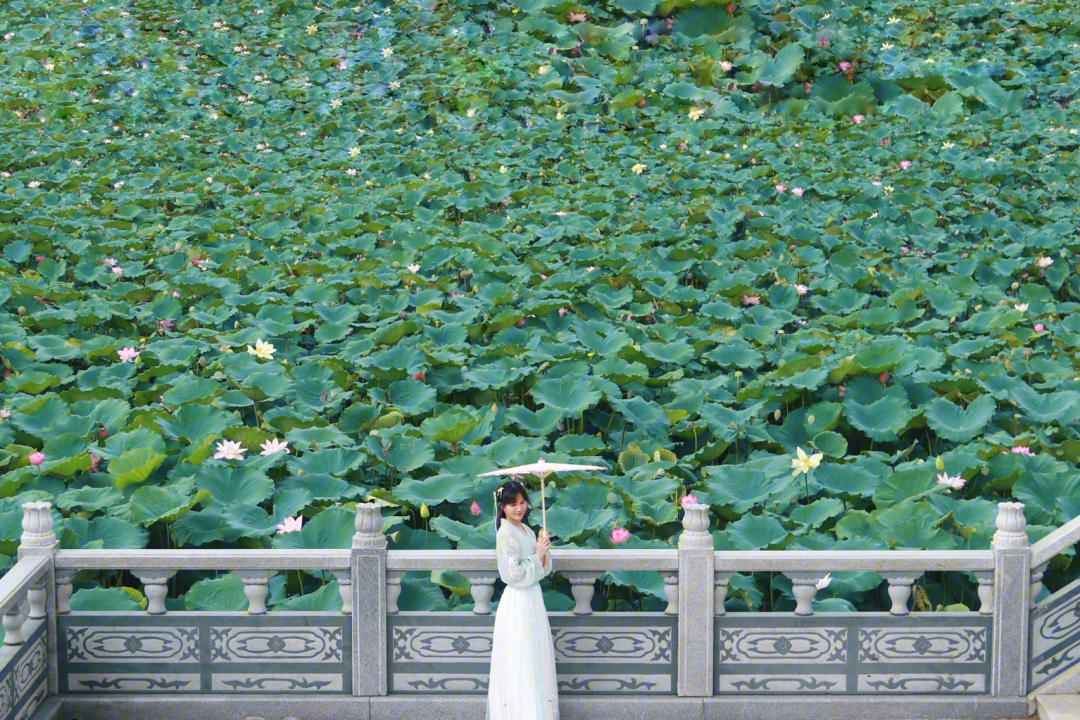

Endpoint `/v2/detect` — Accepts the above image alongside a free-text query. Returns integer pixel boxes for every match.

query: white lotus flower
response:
[213,440,247,461]
[259,438,290,456]
[791,447,823,476]
[246,339,275,360]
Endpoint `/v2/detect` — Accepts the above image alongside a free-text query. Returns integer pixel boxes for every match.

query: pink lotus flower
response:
[1035,323,1045,332]
[541,274,548,280]
[117,347,140,363]
[35,255,44,262]
[681,495,698,507]
[900,246,910,254]
[837,385,845,397]
[89,454,100,472]
[794,284,808,296]
[741,294,761,306]
[1011,446,1034,456]
[276,516,302,534]
[936,472,965,491]
[775,184,786,194]
[791,187,804,198]
[172,291,180,298]
[111,266,123,276]
[28,451,45,466]
[610,527,630,545]
[102,257,117,267]
[853,114,865,124]
[839,61,851,72]
[567,11,586,22]
[516,318,525,327]
[558,308,568,317]
[900,160,912,170]
[470,501,482,516]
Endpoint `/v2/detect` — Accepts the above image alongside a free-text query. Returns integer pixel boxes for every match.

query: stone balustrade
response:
[4,499,1080,720]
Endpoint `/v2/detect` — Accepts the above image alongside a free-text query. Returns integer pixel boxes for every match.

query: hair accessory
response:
[493,484,505,505]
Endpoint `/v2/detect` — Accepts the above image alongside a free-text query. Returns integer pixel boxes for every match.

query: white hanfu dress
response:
[486,520,558,720]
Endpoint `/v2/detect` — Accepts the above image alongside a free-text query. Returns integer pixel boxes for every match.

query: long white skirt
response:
[486,582,559,720]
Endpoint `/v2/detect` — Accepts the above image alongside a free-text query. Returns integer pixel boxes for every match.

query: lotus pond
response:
[0,0,1079,614]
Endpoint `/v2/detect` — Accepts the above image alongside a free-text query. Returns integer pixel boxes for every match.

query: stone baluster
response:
[461,572,496,615]
[1029,561,1049,609]
[974,571,994,616]
[19,501,59,694]
[55,570,75,616]
[232,571,277,615]
[27,578,47,620]
[386,571,405,615]
[332,571,351,615]
[879,572,924,616]
[991,502,1030,698]
[561,572,599,616]
[714,572,732,616]
[3,603,25,646]
[353,502,388,697]
[784,572,829,616]
[677,503,714,697]
[661,572,679,616]
[133,571,177,615]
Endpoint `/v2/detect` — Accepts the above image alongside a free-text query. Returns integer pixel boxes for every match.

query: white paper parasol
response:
[478,459,606,555]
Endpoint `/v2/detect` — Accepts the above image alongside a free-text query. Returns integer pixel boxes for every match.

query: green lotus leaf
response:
[64,515,148,549]
[505,405,562,435]
[365,433,434,472]
[158,404,241,442]
[109,448,166,490]
[845,396,917,442]
[811,431,848,458]
[184,574,249,611]
[70,587,142,612]
[387,380,438,416]
[924,394,996,442]
[273,505,356,549]
[705,466,797,514]
[56,486,124,513]
[602,570,667,600]
[272,581,342,612]
[129,486,206,526]
[431,569,472,597]
[1012,385,1080,425]
[100,427,166,460]
[715,513,789,551]
[530,376,602,419]
[789,498,846,529]
[420,408,480,444]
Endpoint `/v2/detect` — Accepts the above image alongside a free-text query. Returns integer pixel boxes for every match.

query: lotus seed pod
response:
[734,371,743,378]
[17,306,26,315]
[606,492,618,505]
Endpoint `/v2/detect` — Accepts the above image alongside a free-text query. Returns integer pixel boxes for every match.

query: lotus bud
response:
[806,415,815,425]
[935,456,945,471]
[773,409,781,421]
[17,306,26,315]
[420,503,430,519]
[734,371,743,378]
[1011,282,1019,290]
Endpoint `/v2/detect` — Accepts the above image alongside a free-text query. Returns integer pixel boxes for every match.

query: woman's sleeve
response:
[498,530,544,588]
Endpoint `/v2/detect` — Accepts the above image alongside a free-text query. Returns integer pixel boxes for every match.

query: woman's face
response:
[503,493,528,523]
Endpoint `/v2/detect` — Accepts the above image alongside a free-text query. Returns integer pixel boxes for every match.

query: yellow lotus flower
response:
[688,106,705,121]
[466,108,476,118]
[382,48,394,58]
[306,24,317,34]
[246,339,275,360]
[330,99,342,109]
[791,447,823,476]
[631,163,647,175]
[349,147,361,158]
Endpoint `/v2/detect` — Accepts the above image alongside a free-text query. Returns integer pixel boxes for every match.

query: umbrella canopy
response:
[478,458,607,541]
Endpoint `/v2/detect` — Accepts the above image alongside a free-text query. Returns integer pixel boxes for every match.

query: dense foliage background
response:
[1,0,1079,614]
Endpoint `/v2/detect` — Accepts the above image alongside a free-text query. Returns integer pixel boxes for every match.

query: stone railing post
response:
[133,571,178,615]
[974,571,994,616]
[677,503,714,697]
[352,503,387,696]
[991,502,1030,697]
[561,572,600,616]
[19,501,59,694]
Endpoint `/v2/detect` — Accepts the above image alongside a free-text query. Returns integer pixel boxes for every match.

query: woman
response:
[486,480,558,720]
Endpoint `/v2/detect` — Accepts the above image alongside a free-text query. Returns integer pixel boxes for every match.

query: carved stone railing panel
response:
[714,614,992,695]
[387,612,676,695]
[56,613,351,694]
[0,621,48,720]
[1028,576,1080,691]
